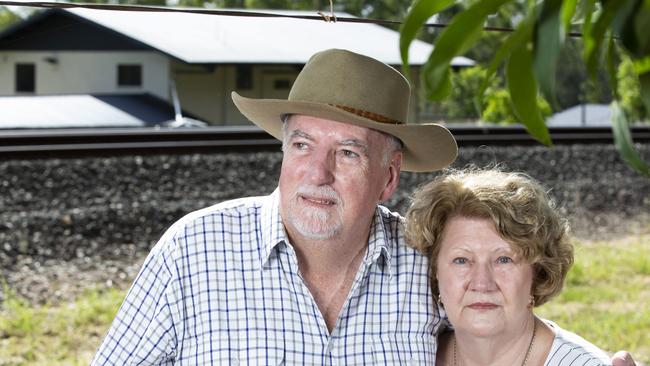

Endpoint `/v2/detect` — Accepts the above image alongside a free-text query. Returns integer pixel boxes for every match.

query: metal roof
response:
[0,94,178,128]
[61,8,474,66]
[547,104,612,127]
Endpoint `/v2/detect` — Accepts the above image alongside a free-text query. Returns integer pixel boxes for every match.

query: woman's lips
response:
[468,302,499,310]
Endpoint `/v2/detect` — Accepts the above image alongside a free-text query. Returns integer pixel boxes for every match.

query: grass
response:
[537,232,650,365]
[0,286,124,366]
[0,233,649,365]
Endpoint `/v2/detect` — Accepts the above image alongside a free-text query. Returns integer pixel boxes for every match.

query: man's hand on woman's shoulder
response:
[612,350,636,366]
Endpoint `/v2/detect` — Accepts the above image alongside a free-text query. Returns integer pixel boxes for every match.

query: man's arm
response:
[91,237,178,365]
[612,351,636,366]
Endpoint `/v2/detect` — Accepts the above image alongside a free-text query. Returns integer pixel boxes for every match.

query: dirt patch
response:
[1,248,147,306]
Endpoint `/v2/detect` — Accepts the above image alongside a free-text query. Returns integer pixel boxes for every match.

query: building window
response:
[236,65,253,89]
[15,63,35,93]
[117,64,142,87]
[274,79,291,90]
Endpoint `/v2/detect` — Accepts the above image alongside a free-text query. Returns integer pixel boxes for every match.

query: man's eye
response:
[496,256,513,264]
[341,150,359,158]
[293,142,308,150]
[452,257,467,265]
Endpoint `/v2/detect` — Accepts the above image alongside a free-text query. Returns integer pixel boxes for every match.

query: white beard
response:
[284,186,343,240]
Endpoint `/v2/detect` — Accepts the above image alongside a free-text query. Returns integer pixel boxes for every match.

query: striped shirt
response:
[91,189,441,365]
[544,319,612,366]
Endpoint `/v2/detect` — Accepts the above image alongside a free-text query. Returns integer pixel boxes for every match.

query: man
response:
[92,49,635,365]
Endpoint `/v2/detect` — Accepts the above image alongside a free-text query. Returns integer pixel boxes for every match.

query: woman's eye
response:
[452,257,468,265]
[496,256,513,264]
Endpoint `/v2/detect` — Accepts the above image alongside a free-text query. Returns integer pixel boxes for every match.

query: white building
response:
[546,104,612,127]
[0,7,473,127]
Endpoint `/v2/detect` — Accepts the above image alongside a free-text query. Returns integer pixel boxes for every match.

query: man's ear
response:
[379,151,402,202]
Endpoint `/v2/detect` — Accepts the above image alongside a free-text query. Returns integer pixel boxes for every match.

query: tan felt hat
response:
[232,48,457,172]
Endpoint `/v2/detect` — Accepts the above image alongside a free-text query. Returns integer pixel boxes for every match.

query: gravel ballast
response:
[1,143,649,304]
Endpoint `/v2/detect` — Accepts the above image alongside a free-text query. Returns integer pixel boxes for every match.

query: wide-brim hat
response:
[232,48,457,172]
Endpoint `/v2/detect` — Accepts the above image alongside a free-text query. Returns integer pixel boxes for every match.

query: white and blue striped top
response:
[544,319,612,366]
[91,189,441,365]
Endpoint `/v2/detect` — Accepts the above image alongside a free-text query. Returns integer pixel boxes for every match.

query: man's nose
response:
[306,149,335,185]
[469,262,497,293]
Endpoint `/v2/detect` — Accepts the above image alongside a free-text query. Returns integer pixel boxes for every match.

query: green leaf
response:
[423,62,453,101]
[584,1,626,79]
[633,56,650,74]
[421,0,513,101]
[638,71,650,116]
[506,36,552,146]
[606,36,619,100]
[631,56,650,116]
[580,0,597,39]
[560,0,578,33]
[478,18,531,106]
[611,102,650,177]
[610,0,641,55]
[612,0,650,58]
[632,1,650,57]
[534,0,563,107]
[399,0,454,79]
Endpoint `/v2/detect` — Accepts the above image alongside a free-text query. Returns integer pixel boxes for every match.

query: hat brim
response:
[232,92,458,172]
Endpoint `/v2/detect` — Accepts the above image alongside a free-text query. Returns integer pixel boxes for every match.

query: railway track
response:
[1,125,649,159]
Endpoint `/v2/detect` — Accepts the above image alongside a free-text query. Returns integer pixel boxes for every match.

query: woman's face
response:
[436,216,534,338]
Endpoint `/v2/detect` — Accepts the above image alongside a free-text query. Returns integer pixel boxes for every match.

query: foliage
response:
[619,57,648,123]
[67,0,167,4]
[400,0,650,177]
[554,39,612,110]
[481,88,512,123]
[344,0,412,21]
[0,6,20,31]
[443,66,486,119]
[437,65,551,123]
[172,0,415,23]
[481,88,551,125]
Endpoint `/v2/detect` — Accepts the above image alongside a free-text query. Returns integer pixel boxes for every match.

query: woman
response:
[406,169,612,366]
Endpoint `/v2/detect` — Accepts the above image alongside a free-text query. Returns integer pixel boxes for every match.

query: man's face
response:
[279,115,400,241]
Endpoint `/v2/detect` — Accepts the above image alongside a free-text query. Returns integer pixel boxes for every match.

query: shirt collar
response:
[259,188,288,269]
[258,189,393,274]
[363,206,394,277]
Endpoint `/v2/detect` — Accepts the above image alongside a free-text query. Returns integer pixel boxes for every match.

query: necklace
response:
[452,320,537,366]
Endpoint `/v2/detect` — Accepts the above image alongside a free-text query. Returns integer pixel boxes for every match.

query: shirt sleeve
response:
[91,228,180,365]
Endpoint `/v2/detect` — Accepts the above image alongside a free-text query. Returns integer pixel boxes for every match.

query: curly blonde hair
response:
[405,168,573,306]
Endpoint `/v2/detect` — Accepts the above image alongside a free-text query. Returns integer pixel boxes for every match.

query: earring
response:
[437,294,444,307]
[529,295,535,307]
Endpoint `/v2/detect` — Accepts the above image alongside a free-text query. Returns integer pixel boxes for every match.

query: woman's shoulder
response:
[543,319,612,366]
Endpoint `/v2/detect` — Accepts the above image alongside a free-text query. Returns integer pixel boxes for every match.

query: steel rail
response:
[1,125,649,159]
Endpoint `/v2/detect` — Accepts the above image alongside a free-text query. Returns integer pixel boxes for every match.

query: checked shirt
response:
[91,189,442,365]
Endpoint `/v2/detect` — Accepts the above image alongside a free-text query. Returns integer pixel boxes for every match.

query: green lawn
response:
[0,287,124,366]
[0,233,649,365]
[536,233,650,364]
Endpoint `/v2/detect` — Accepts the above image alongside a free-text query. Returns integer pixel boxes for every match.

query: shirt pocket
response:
[371,334,436,365]
[190,338,284,365]
[237,348,285,365]
[207,349,284,365]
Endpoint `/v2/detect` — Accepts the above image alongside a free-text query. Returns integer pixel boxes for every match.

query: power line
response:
[0,1,403,25]
[0,1,585,37]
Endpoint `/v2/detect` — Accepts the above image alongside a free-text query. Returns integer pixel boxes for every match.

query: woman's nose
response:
[469,263,497,292]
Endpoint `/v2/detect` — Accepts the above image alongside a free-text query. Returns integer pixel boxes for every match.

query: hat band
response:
[329,104,404,125]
